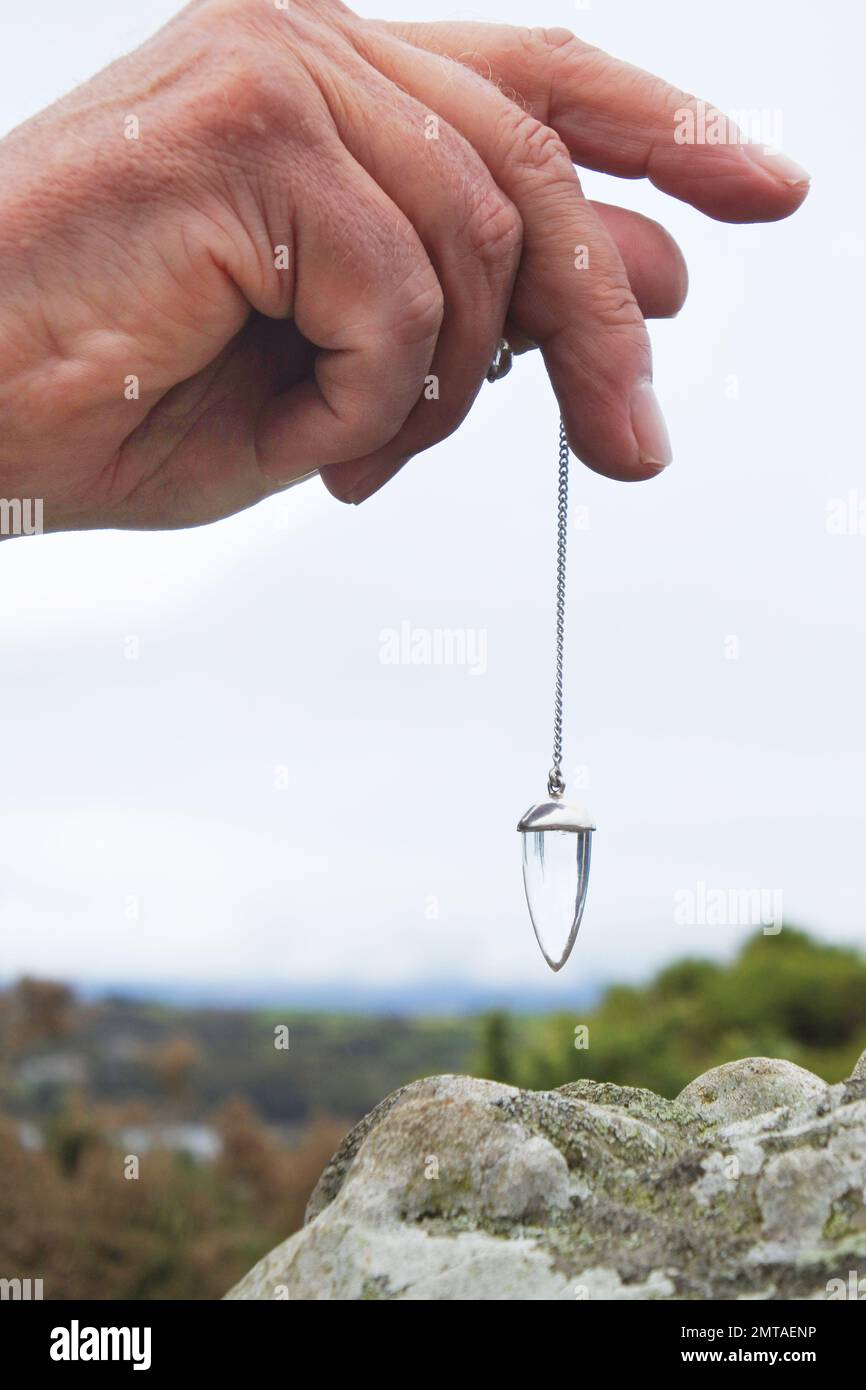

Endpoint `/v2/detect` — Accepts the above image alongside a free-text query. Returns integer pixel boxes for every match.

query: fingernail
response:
[347,459,408,504]
[343,467,385,504]
[348,472,387,504]
[630,381,672,471]
[744,143,811,187]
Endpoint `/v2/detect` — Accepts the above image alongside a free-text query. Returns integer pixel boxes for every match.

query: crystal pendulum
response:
[517,420,595,971]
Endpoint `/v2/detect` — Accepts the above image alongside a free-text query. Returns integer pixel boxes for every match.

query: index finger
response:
[383,22,810,223]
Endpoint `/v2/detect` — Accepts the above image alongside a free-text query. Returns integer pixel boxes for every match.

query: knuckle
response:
[513,25,586,105]
[515,25,580,63]
[591,271,645,330]
[504,109,574,180]
[192,57,299,153]
[387,265,444,347]
[463,186,523,271]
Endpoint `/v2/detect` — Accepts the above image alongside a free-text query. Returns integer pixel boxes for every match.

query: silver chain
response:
[547,418,569,799]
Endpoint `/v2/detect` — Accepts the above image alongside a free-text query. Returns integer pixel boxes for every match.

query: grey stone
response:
[226,1061,866,1302]
[676,1057,828,1126]
[849,1047,866,1083]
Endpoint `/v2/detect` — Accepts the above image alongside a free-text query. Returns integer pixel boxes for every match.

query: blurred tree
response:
[43,1089,103,1178]
[517,929,866,1096]
[148,1037,203,1105]
[217,1096,284,1206]
[475,1010,516,1083]
[0,1094,346,1301]
[1,978,75,1054]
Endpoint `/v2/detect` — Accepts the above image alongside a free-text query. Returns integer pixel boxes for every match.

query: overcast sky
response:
[0,0,862,1006]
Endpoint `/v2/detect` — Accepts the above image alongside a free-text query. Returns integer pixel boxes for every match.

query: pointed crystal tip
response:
[520,823,593,972]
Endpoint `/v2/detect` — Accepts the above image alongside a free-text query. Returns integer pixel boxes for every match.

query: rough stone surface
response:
[676,1057,829,1126]
[226,1057,866,1301]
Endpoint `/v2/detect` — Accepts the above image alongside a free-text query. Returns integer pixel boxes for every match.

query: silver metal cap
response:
[517,798,596,833]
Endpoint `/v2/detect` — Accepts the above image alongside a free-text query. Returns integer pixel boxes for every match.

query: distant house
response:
[16,1053,88,1088]
[117,1124,222,1162]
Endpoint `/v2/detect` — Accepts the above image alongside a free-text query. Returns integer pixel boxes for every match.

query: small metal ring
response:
[486,338,513,384]
[547,768,565,798]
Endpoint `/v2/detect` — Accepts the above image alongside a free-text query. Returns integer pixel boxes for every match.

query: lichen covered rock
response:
[226,1058,866,1301]
[677,1056,828,1126]
[850,1046,866,1083]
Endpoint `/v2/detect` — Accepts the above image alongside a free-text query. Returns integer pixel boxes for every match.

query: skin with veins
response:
[0,0,808,533]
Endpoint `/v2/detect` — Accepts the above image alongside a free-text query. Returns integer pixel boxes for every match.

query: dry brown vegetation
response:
[0,979,348,1299]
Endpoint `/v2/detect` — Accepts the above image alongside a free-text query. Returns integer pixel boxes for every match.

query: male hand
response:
[0,0,809,531]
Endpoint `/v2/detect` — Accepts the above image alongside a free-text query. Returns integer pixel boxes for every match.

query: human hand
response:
[0,0,808,531]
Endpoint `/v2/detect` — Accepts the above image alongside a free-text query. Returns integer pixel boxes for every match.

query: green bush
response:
[480,929,866,1096]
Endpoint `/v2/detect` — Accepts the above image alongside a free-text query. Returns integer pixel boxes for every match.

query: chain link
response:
[547,419,569,798]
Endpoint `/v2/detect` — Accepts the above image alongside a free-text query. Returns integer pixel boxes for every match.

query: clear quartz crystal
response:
[521,829,592,972]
